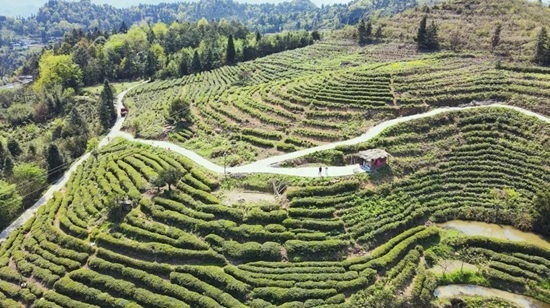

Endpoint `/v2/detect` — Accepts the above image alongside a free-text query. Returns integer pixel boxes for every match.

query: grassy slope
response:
[379,0,550,57]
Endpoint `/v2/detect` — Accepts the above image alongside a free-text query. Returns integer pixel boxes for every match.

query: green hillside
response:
[1,0,550,307]
[0,106,549,307]
[123,34,550,166]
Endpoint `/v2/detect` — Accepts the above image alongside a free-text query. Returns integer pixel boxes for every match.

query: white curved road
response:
[1,87,549,239]
[121,103,550,177]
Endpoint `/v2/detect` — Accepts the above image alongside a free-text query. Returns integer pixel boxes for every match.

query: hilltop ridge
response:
[376,0,550,57]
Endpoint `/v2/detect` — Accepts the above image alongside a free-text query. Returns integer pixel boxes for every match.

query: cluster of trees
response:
[23,19,316,89]
[414,16,439,51]
[535,27,550,66]
[0,79,98,230]
[0,0,422,77]
[356,19,383,44]
[1,0,418,37]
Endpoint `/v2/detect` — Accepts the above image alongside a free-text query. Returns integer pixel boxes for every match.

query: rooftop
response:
[353,149,391,161]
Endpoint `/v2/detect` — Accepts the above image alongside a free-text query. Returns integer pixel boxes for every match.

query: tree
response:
[10,163,46,208]
[366,21,373,38]
[226,34,236,64]
[375,26,383,40]
[119,21,129,34]
[179,54,189,77]
[33,50,82,92]
[105,192,129,221]
[415,16,439,51]
[7,138,22,157]
[64,107,88,137]
[165,97,191,124]
[426,21,439,50]
[0,141,5,170]
[255,30,262,43]
[46,144,65,183]
[3,156,13,177]
[357,19,367,44]
[145,50,159,79]
[311,30,321,41]
[158,168,183,192]
[0,180,22,228]
[152,176,165,192]
[415,16,428,50]
[534,189,550,234]
[98,79,116,130]
[191,50,202,73]
[204,48,214,71]
[491,24,502,51]
[535,27,548,65]
[72,43,90,70]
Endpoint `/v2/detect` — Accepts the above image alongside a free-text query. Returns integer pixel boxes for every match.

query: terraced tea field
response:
[123,37,550,167]
[1,105,549,307]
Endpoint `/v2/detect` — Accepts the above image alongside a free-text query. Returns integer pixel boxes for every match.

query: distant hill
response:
[0,0,347,18]
[376,0,550,58]
[0,0,419,37]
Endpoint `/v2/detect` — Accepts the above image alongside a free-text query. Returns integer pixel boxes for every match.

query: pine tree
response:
[255,30,262,43]
[226,35,236,64]
[98,79,116,130]
[366,21,373,38]
[415,16,439,51]
[204,48,214,71]
[67,108,88,136]
[426,21,439,51]
[191,50,202,73]
[145,50,158,79]
[535,27,548,65]
[3,156,13,177]
[491,24,502,51]
[357,19,367,44]
[179,55,189,77]
[119,21,129,34]
[415,16,429,50]
[375,26,383,40]
[0,142,4,170]
[46,144,64,183]
[7,138,22,158]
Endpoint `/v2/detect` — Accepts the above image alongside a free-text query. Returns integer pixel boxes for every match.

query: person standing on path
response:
[325,166,328,176]
[318,166,322,176]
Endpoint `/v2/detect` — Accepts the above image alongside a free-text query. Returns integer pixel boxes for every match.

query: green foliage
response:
[46,144,65,183]
[6,104,35,126]
[98,80,116,131]
[10,162,46,208]
[535,27,548,65]
[534,189,550,234]
[439,270,490,287]
[7,138,22,157]
[226,34,236,65]
[0,180,22,229]
[34,50,82,92]
[415,15,439,51]
[158,167,183,191]
[285,239,348,261]
[165,98,191,125]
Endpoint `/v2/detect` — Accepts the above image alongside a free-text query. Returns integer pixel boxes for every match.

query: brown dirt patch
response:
[222,191,277,205]
[429,259,478,274]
